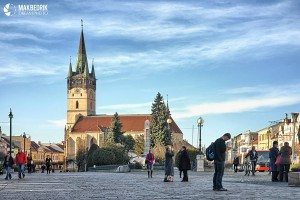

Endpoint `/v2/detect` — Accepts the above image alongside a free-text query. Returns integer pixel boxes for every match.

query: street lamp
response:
[167,117,172,145]
[197,117,204,154]
[266,127,272,149]
[8,109,13,156]
[291,113,299,162]
[23,132,26,154]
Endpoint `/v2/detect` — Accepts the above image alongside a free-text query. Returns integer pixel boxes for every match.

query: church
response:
[64,22,184,169]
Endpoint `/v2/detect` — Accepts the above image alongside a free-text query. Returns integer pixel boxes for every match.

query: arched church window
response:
[90,137,97,148]
[76,101,79,109]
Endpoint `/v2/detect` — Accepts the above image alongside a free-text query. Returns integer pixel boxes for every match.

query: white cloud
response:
[98,97,187,114]
[173,84,300,119]
[0,0,299,82]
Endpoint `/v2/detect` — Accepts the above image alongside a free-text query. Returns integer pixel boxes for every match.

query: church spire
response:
[68,56,72,77]
[166,94,171,116]
[76,19,88,74]
[91,58,96,78]
[83,58,89,77]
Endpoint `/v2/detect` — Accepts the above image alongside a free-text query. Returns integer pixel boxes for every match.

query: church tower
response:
[66,20,96,129]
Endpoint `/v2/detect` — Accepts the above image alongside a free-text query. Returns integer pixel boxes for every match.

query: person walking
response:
[178,146,191,182]
[233,155,239,173]
[145,149,155,178]
[213,133,231,191]
[15,148,27,179]
[27,155,32,173]
[245,146,258,176]
[164,146,174,182]
[279,142,292,182]
[45,155,52,174]
[3,153,14,180]
[269,141,279,182]
[177,149,183,178]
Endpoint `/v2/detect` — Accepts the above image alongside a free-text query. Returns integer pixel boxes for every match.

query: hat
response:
[223,133,231,139]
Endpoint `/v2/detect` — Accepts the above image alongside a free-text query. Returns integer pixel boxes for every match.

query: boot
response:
[147,171,150,178]
[9,173,12,180]
[150,171,153,178]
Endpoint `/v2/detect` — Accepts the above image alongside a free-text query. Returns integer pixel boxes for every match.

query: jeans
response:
[213,161,225,189]
[5,166,12,179]
[17,164,25,178]
[233,164,238,172]
[251,161,257,175]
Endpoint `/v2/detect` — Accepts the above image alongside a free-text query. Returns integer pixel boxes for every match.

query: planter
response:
[288,172,300,187]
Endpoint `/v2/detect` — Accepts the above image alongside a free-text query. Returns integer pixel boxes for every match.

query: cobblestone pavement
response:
[0,170,299,200]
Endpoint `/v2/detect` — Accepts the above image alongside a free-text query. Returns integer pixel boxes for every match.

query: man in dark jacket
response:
[178,146,191,182]
[269,141,279,182]
[245,146,258,176]
[213,133,231,191]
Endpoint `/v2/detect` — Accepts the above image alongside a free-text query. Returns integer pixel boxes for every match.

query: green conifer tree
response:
[106,112,123,144]
[150,92,172,147]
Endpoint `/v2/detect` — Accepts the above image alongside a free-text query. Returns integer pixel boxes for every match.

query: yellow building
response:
[257,127,270,150]
[31,141,64,170]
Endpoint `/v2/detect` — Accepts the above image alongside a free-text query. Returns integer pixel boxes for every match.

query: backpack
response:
[206,142,215,161]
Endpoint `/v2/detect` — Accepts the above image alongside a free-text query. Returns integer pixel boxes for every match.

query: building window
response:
[76,101,79,109]
[81,93,82,96]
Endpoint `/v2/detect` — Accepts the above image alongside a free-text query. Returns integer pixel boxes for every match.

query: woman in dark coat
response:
[269,141,279,182]
[164,146,174,182]
[178,146,191,182]
[3,154,14,180]
[279,142,292,182]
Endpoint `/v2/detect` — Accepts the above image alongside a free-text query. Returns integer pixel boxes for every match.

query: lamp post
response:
[167,117,173,145]
[197,117,204,154]
[8,109,13,156]
[23,132,26,154]
[267,128,271,149]
[291,113,299,162]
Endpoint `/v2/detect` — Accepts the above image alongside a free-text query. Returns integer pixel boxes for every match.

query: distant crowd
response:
[3,148,53,180]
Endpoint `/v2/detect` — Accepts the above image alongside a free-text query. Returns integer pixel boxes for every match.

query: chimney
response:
[38,141,41,145]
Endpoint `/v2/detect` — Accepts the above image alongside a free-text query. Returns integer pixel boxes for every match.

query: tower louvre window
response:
[76,101,79,109]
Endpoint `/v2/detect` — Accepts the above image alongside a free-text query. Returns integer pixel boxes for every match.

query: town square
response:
[1,0,300,199]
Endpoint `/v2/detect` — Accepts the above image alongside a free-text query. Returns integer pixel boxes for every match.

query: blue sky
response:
[0,0,300,147]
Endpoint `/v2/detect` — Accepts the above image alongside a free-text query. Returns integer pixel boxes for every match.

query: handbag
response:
[275,155,282,165]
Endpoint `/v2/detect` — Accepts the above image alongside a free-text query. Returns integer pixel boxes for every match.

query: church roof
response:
[71,114,183,134]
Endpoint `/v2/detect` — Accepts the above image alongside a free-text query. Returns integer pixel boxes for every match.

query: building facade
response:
[64,23,184,170]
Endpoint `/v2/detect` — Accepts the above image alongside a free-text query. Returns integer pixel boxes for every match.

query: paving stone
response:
[0,171,299,199]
